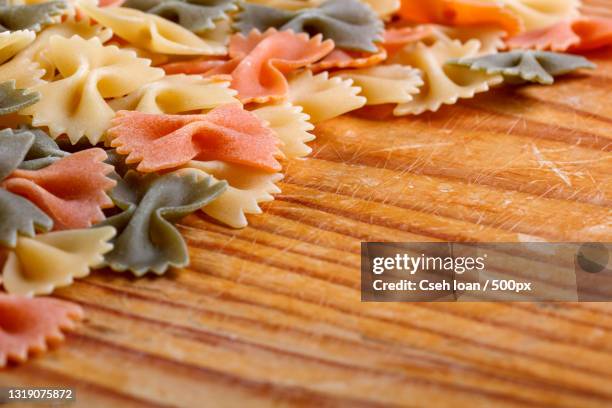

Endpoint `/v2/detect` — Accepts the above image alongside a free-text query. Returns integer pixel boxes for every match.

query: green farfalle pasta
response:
[234,0,383,52]
[0,80,39,116]
[0,128,33,184]
[447,50,596,85]
[0,128,53,247]
[16,126,69,170]
[97,168,227,276]
[105,149,133,179]
[0,1,68,32]
[123,0,237,33]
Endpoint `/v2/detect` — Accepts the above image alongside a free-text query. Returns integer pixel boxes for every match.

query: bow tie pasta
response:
[21,35,164,144]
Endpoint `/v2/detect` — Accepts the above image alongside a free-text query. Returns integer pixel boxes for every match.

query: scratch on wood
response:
[531,144,573,188]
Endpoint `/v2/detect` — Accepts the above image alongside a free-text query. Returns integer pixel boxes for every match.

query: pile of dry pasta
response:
[0,0,610,366]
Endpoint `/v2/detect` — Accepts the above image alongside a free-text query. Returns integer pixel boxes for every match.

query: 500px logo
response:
[576,243,610,274]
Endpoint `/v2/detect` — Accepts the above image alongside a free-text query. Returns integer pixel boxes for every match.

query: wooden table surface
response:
[2,2,612,407]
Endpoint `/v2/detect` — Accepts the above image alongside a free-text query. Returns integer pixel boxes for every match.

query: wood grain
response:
[2,2,612,406]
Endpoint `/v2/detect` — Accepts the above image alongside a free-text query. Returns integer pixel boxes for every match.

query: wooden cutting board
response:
[2,2,612,407]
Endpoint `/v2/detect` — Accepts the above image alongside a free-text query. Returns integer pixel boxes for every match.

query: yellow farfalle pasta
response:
[109,74,239,114]
[0,30,34,65]
[188,160,283,229]
[22,35,164,144]
[76,0,226,55]
[427,25,506,55]
[332,65,423,113]
[108,42,170,66]
[482,0,580,31]
[0,18,112,88]
[2,227,115,297]
[0,56,42,90]
[388,40,503,115]
[287,70,366,124]
[251,103,315,158]
[363,0,399,18]
[201,18,233,47]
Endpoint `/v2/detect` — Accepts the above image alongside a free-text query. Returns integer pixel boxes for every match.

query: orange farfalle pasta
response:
[173,29,333,103]
[2,149,116,231]
[108,104,282,173]
[310,47,387,72]
[0,295,83,366]
[382,26,434,56]
[507,17,612,52]
[398,0,522,36]
[214,29,333,103]
[161,57,228,75]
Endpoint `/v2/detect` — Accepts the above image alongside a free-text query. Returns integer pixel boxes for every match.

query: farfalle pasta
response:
[267,0,400,17]
[185,102,314,228]
[383,25,505,57]
[363,0,399,18]
[181,102,313,228]
[108,105,282,173]
[0,295,83,366]
[123,0,237,33]
[187,160,282,228]
[109,74,239,114]
[158,28,336,90]
[251,102,314,158]
[0,42,40,90]
[0,30,34,64]
[0,188,51,247]
[244,0,319,10]
[245,0,399,18]
[398,0,523,35]
[3,148,116,230]
[21,35,164,144]
[99,168,226,275]
[507,17,612,52]
[2,227,115,296]
[17,126,69,170]
[287,70,366,123]
[0,80,39,115]
[310,46,388,72]
[199,17,233,46]
[108,41,171,65]
[0,128,53,248]
[203,29,334,103]
[388,40,503,115]
[427,25,506,55]
[331,65,424,112]
[481,0,581,31]
[0,1,68,32]
[160,56,227,75]
[235,0,384,52]
[381,25,433,56]
[76,0,226,55]
[0,17,113,88]
[448,50,595,84]
[159,29,335,103]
